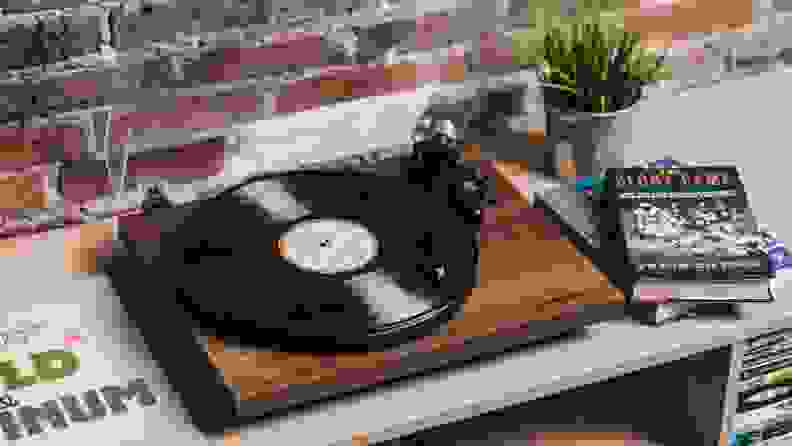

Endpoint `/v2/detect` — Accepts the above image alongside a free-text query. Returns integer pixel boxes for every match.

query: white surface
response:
[0,230,210,445]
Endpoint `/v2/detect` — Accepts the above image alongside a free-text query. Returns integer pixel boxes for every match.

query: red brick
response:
[415,14,450,50]
[125,140,226,179]
[0,126,84,170]
[185,33,344,84]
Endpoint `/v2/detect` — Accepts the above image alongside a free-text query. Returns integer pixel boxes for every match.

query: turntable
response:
[103,120,624,435]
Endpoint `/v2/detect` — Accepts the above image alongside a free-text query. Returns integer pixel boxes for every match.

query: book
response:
[740,368,792,394]
[744,343,792,370]
[742,356,792,382]
[629,300,740,326]
[734,397,792,443]
[603,165,774,303]
[626,301,704,326]
[532,173,741,325]
[634,278,773,303]
[735,396,792,430]
[746,330,792,354]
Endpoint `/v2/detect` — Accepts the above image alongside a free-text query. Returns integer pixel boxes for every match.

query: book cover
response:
[0,225,213,444]
[605,166,772,283]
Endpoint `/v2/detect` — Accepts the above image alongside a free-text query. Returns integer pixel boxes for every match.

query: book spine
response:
[734,397,792,431]
[743,343,792,369]
[739,386,792,414]
[746,339,792,363]
[601,177,640,302]
[739,366,792,394]
[763,418,792,443]
[636,257,772,281]
[742,356,792,381]
[747,331,792,353]
[734,401,792,443]
[733,331,792,443]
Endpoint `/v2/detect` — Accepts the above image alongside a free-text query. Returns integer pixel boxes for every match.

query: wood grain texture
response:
[205,159,624,400]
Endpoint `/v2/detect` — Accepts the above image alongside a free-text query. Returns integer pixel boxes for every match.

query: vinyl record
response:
[158,170,472,351]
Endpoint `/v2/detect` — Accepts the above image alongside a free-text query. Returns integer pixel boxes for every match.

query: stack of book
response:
[733,330,792,445]
[534,158,787,325]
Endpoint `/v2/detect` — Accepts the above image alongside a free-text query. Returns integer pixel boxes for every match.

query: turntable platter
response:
[146,170,473,352]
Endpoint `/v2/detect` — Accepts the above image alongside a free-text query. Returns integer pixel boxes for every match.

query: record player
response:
[103,118,625,435]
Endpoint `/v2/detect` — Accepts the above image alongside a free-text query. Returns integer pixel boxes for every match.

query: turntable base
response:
[203,159,624,403]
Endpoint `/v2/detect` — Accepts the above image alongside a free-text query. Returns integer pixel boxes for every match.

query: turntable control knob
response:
[447,171,491,225]
[464,173,493,201]
[463,178,479,193]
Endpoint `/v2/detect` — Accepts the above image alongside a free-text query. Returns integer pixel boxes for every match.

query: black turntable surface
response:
[151,169,473,352]
[106,156,624,434]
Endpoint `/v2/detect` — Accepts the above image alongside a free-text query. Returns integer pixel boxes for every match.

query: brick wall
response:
[0,0,522,237]
[2,0,788,237]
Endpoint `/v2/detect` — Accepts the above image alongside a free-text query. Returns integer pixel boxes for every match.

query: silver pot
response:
[541,81,648,178]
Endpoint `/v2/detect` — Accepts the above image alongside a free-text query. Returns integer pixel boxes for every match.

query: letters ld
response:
[0,350,80,390]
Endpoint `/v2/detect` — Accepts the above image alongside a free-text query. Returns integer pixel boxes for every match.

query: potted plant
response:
[538,18,672,177]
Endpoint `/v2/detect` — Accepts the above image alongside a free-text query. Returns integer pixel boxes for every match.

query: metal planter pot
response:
[542,82,645,178]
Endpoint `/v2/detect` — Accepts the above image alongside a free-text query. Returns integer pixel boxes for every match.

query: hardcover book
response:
[533,172,738,325]
[603,165,774,303]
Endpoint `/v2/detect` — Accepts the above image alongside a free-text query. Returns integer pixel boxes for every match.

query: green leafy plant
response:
[540,18,672,113]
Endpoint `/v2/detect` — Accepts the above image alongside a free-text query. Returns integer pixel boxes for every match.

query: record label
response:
[279,218,379,275]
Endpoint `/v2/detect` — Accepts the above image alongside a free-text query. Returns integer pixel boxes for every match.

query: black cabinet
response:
[377,346,732,446]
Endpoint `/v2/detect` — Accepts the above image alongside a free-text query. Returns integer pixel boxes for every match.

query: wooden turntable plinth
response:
[205,159,625,402]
